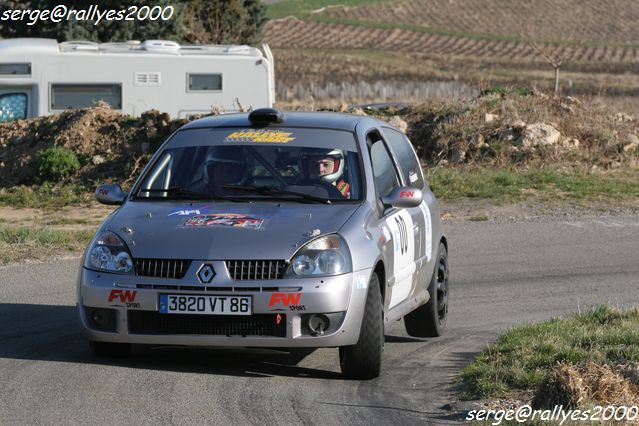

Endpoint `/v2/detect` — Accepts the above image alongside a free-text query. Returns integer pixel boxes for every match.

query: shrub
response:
[35,147,81,182]
[480,86,533,97]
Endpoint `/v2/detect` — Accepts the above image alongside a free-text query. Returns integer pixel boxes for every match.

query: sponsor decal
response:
[269,292,301,307]
[275,313,283,325]
[409,171,418,184]
[97,188,109,196]
[400,190,415,198]
[287,305,306,311]
[168,205,214,217]
[223,130,295,144]
[182,213,264,229]
[108,289,141,308]
[169,209,201,217]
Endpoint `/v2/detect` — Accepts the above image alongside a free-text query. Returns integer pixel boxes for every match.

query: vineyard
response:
[265,0,639,106]
[264,19,639,64]
[316,0,639,47]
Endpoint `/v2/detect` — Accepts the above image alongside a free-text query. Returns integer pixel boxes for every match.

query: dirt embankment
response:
[0,91,637,188]
[0,104,187,187]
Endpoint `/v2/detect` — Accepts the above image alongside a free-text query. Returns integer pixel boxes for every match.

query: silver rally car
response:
[78,108,449,379]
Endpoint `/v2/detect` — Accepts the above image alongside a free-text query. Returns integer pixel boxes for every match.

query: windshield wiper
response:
[137,187,232,201]
[222,184,331,204]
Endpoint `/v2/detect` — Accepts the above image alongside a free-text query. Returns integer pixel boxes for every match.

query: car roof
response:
[180,111,379,132]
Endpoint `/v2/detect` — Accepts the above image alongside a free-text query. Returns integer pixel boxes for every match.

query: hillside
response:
[265,1,639,107]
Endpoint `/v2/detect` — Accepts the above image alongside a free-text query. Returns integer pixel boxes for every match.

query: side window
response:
[0,93,27,122]
[51,84,122,110]
[0,63,31,76]
[368,132,401,211]
[382,127,424,188]
[188,74,222,91]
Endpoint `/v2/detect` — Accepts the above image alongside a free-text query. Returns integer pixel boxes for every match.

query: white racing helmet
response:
[300,149,346,184]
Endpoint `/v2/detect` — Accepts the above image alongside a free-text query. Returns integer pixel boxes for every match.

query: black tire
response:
[89,341,131,357]
[404,242,449,338]
[339,273,384,379]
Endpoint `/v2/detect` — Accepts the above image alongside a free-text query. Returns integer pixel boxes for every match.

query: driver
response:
[203,147,248,194]
[302,149,350,198]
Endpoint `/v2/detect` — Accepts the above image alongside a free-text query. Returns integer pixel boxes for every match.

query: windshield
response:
[135,127,363,202]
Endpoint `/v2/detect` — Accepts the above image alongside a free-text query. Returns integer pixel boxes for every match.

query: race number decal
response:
[386,209,415,308]
[419,201,433,261]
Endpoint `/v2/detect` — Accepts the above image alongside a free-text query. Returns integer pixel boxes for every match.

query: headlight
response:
[84,231,134,274]
[288,234,352,277]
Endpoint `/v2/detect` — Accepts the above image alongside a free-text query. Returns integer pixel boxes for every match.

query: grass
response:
[0,226,94,264]
[0,183,93,210]
[462,305,639,399]
[427,167,639,203]
[43,218,94,226]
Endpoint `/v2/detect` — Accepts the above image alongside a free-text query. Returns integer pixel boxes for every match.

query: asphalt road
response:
[1,215,638,425]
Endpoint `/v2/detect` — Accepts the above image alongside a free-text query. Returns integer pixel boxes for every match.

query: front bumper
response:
[77,265,373,348]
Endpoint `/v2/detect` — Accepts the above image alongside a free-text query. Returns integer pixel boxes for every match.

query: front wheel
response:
[339,273,384,379]
[404,242,449,337]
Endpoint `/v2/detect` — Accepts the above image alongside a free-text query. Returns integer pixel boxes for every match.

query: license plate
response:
[159,294,252,315]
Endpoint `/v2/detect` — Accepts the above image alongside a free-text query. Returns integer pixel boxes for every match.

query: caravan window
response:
[50,84,122,110]
[0,93,27,122]
[0,63,30,76]
[187,74,222,91]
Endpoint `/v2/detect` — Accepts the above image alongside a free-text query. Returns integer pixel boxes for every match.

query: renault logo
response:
[197,264,216,283]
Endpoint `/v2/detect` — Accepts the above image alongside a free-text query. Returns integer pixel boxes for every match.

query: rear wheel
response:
[404,242,449,337]
[339,273,384,379]
[89,341,131,357]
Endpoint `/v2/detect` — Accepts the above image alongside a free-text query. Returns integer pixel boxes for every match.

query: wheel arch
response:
[373,261,386,304]
[440,235,448,252]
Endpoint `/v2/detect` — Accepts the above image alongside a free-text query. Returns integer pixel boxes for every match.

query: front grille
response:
[226,260,287,280]
[134,258,191,279]
[128,311,287,337]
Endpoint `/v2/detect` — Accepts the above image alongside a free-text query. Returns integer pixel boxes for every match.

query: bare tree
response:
[528,41,575,95]
[520,6,583,96]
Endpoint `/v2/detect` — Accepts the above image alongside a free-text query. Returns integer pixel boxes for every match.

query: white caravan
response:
[0,38,275,122]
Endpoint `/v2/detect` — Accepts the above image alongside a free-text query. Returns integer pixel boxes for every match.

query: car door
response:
[381,126,434,300]
[366,129,418,310]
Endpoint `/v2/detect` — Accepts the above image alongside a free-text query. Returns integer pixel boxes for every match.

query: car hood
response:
[108,201,361,260]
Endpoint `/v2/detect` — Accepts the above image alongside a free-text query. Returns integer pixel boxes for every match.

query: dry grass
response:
[400,91,639,169]
[534,361,639,408]
[463,306,639,402]
[0,226,93,264]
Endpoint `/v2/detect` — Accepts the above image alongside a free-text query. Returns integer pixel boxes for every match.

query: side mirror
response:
[381,186,423,208]
[95,184,127,205]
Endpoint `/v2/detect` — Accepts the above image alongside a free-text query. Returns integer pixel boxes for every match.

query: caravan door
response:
[0,88,31,122]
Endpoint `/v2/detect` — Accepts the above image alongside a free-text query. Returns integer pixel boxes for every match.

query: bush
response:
[35,147,81,182]
[480,86,533,97]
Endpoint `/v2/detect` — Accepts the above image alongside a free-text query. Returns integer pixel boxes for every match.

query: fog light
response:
[307,314,330,336]
[85,307,117,332]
